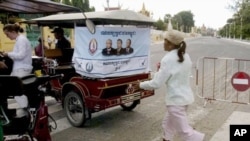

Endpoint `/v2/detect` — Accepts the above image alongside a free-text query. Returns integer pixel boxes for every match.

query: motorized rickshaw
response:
[25,10,155,127]
[0,1,79,140]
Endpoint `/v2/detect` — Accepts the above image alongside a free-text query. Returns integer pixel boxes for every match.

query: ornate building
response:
[138,3,150,17]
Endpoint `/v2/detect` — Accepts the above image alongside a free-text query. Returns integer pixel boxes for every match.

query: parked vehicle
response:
[0,74,63,141]
[27,10,155,127]
[0,1,80,140]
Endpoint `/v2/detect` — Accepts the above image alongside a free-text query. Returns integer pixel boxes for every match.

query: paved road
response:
[50,37,250,141]
[8,37,249,141]
[51,37,249,141]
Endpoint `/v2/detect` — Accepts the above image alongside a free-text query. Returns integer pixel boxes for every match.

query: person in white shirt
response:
[2,24,33,117]
[3,24,33,76]
[135,30,204,141]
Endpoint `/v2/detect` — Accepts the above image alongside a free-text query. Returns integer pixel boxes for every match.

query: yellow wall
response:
[41,26,74,49]
[0,23,16,52]
[0,23,74,52]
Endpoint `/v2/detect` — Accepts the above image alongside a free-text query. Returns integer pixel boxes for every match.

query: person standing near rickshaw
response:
[2,24,33,117]
[2,24,33,77]
[135,30,205,141]
[51,27,72,63]
[51,27,71,49]
[34,37,48,57]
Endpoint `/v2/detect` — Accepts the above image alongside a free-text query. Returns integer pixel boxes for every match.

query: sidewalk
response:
[223,38,250,45]
[210,111,250,141]
[233,39,250,45]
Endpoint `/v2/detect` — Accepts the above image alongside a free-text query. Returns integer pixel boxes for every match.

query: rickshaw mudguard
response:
[61,79,109,111]
[61,81,88,101]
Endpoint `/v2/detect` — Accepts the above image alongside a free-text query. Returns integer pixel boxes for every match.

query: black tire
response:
[120,100,140,111]
[64,91,90,127]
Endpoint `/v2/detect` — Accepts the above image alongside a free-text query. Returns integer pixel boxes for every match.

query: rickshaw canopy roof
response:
[0,0,79,13]
[24,10,155,27]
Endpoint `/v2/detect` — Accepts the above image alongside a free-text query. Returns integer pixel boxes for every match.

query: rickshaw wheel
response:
[120,100,140,111]
[64,91,89,127]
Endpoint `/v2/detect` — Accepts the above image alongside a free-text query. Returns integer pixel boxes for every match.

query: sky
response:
[89,0,234,29]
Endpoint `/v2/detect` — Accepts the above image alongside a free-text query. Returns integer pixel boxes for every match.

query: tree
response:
[172,11,194,33]
[172,14,182,31]
[52,0,95,12]
[163,14,171,23]
[224,0,250,39]
[63,0,71,6]
[51,0,61,3]
[153,11,194,32]
[71,0,95,12]
[153,18,166,31]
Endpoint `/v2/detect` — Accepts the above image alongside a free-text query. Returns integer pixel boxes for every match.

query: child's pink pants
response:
[162,105,205,141]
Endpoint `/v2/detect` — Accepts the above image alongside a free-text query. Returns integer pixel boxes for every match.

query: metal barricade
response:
[195,57,250,106]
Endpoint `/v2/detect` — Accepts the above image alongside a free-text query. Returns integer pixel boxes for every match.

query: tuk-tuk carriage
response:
[26,10,155,127]
[0,1,81,140]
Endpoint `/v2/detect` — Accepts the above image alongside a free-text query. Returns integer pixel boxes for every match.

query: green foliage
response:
[153,11,194,32]
[153,18,166,30]
[51,0,95,12]
[242,23,250,39]
[63,0,71,5]
[173,11,194,33]
[71,0,95,12]
[221,0,250,39]
[163,14,172,23]
[51,0,61,2]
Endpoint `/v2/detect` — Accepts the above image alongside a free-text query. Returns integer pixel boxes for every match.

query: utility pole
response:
[234,21,236,39]
[107,0,110,11]
[226,24,228,38]
[229,23,231,38]
[240,16,242,40]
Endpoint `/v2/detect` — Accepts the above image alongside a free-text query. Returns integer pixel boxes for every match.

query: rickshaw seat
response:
[44,48,74,64]
[61,48,74,63]
[44,48,63,58]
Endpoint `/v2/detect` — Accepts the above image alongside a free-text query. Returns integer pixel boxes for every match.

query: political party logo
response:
[89,38,98,55]
[125,84,135,94]
[86,62,93,72]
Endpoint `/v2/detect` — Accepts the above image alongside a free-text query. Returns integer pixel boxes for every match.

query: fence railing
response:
[195,57,250,106]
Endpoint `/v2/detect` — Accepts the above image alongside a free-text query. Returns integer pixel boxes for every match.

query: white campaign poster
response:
[73,26,151,78]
